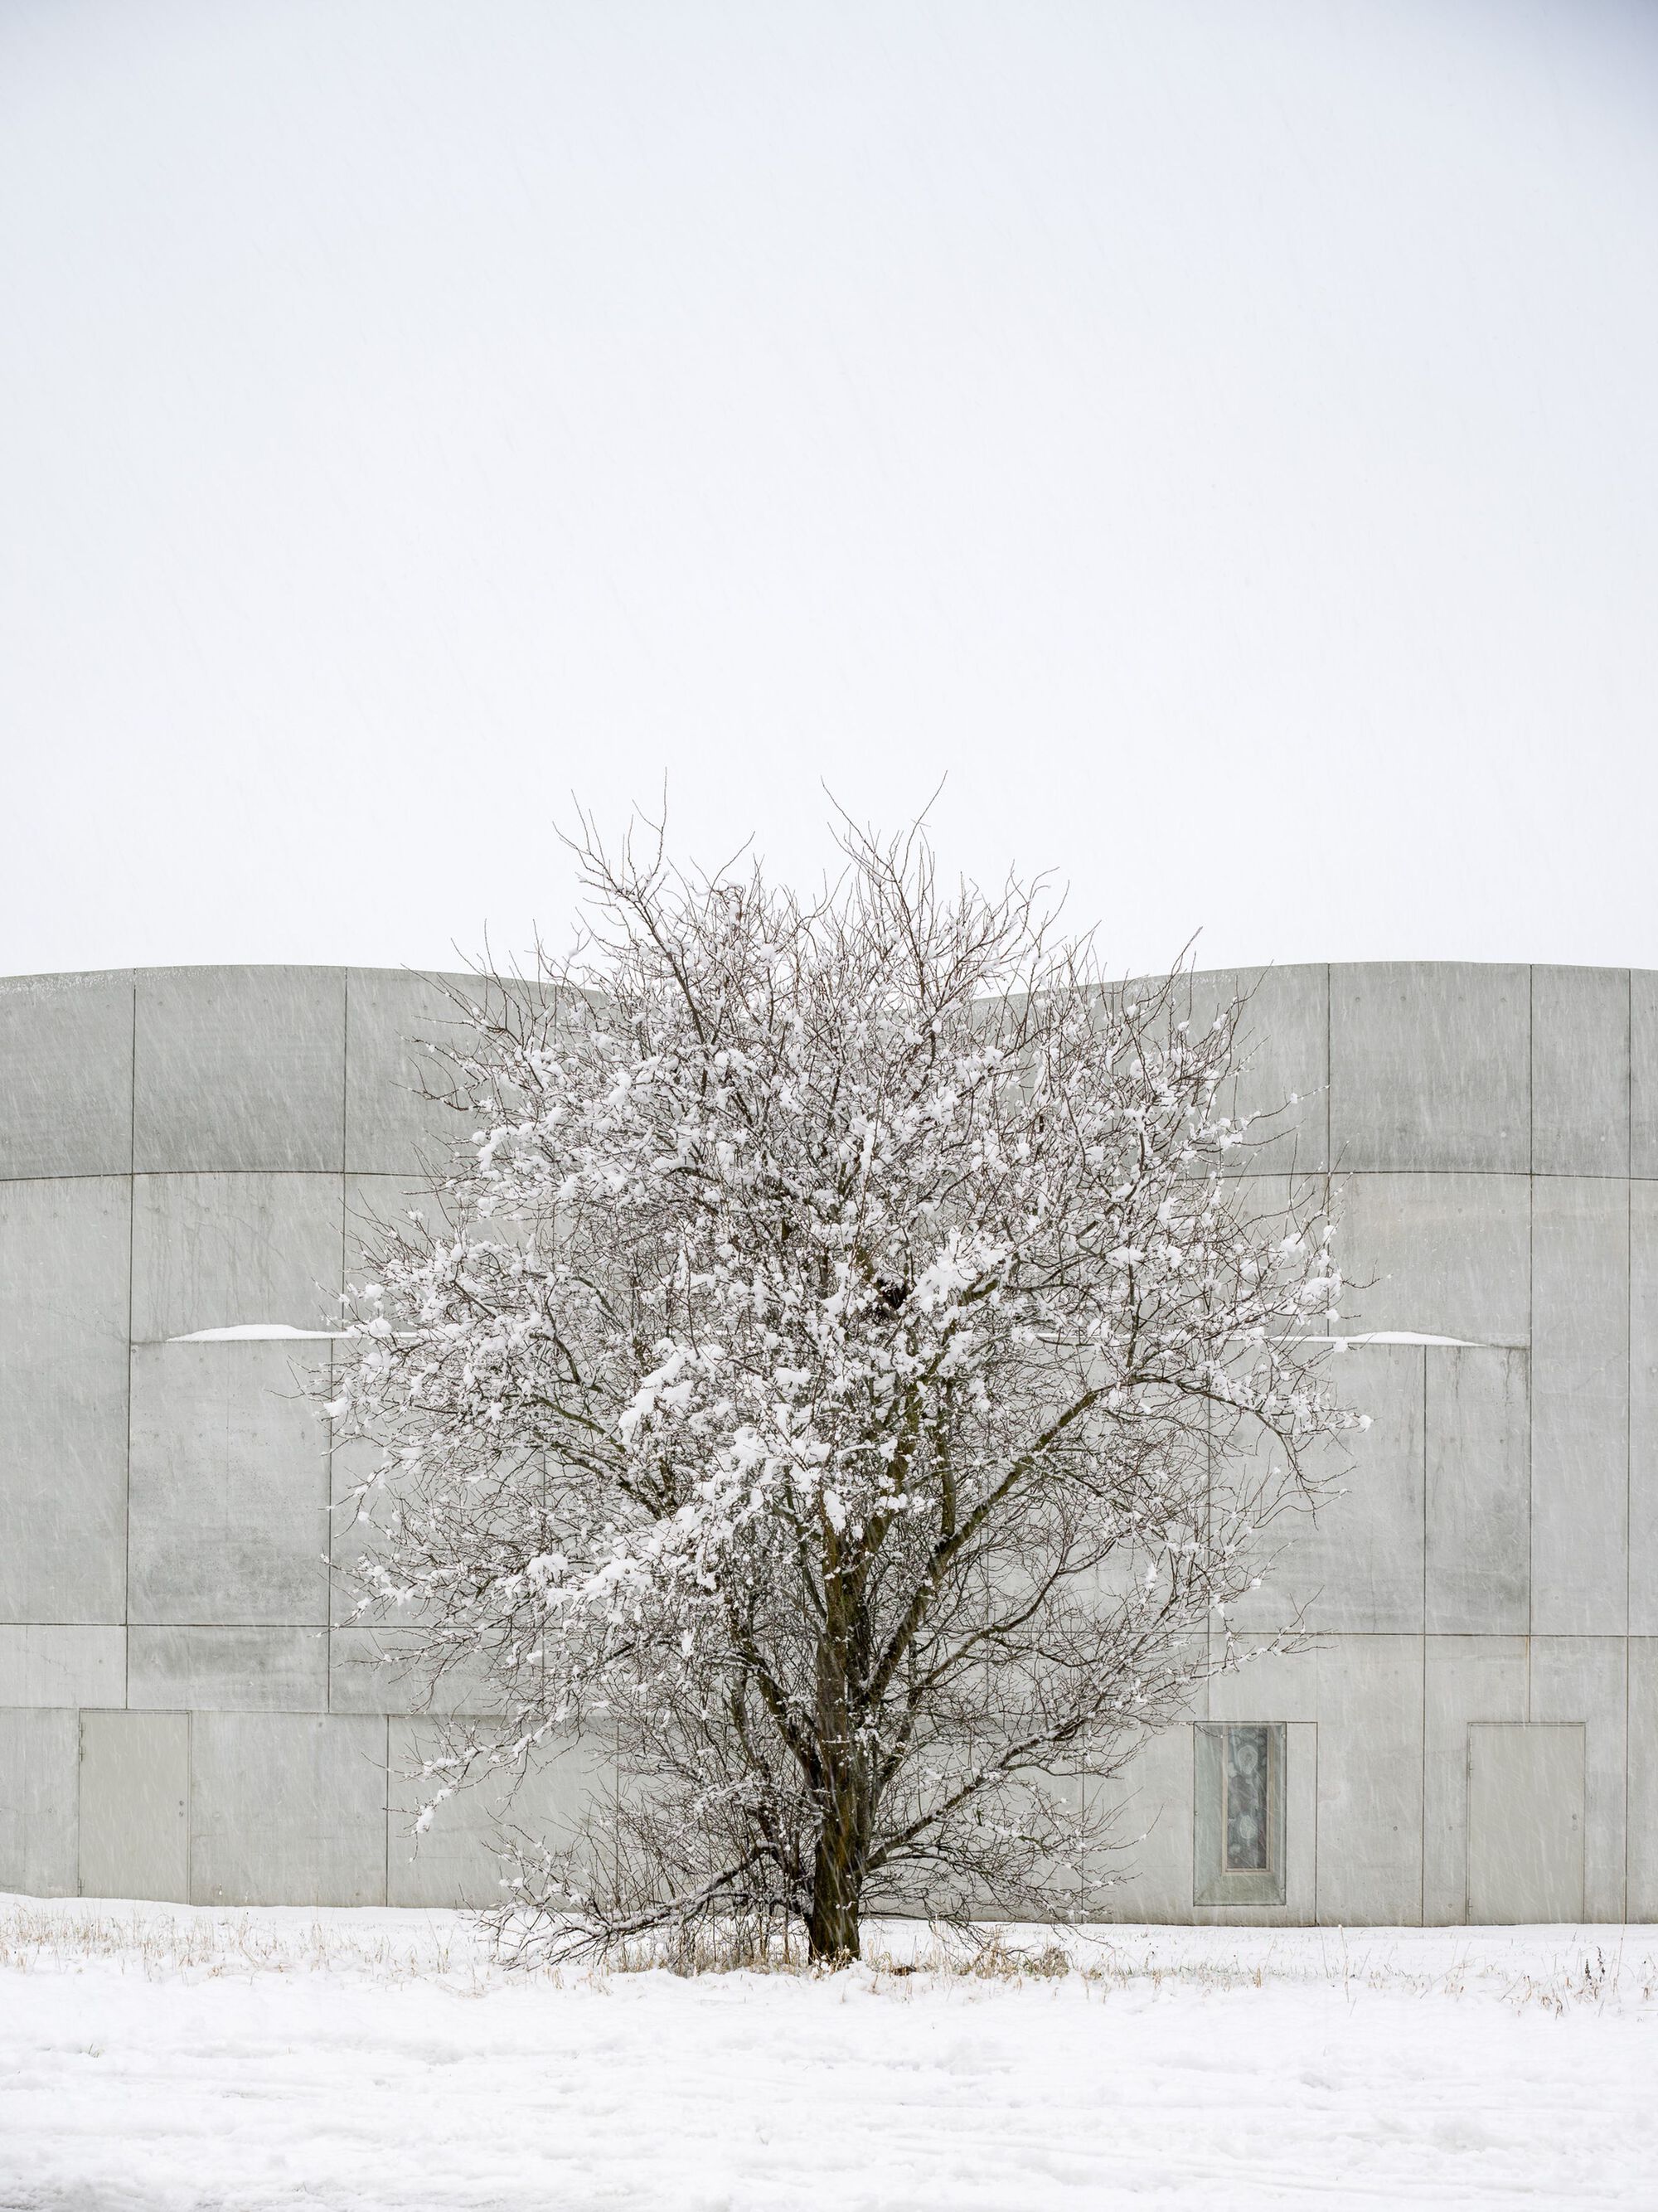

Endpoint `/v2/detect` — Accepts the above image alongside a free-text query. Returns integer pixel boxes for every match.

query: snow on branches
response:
[326,817,1356,1961]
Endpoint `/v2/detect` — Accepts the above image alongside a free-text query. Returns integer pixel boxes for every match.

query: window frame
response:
[1193,1721,1287,1907]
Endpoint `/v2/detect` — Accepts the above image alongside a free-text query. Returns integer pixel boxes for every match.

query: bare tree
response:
[326,817,1355,1963]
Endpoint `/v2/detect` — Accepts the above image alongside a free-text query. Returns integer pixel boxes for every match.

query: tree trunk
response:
[808,1587,868,1962]
[807,1766,865,1962]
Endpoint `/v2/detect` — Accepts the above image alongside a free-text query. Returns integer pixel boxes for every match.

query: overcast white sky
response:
[2,0,1656,979]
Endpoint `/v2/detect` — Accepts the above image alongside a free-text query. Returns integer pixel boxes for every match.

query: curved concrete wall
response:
[2,961,1656,1921]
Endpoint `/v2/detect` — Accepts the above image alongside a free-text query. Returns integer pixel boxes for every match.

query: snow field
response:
[0,1899,1653,2210]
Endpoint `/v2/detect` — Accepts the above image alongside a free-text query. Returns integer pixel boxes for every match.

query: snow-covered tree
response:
[327,819,1355,1962]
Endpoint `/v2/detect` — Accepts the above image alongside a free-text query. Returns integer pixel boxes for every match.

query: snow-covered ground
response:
[1,1899,1653,2210]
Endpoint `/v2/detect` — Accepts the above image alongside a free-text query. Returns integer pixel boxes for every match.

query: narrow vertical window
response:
[1224,1724,1270,1871]
[1195,1722,1286,1905]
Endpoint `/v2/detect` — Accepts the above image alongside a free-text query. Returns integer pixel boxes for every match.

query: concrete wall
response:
[2,961,1653,1921]
[0,965,474,1907]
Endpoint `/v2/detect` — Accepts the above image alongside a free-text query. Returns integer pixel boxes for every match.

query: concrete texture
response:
[2,960,1656,1922]
[1422,1636,1528,1926]
[0,1627,125,1708]
[1088,1723,1196,1922]
[328,1626,501,1716]
[1630,973,1658,1179]
[1532,965,1629,1177]
[1311,1636,1425,1925]
[0,1175,131,1622]
[1530,1637,1626,1921]
[1629,1641,1658,1919]
[1627,1183,1658,1634]
[128,1342,330,1626]
[1330,963,1530,1175]
[385,1723,613,1908]
[1291,1345,1425,1635]
[1190,964,1328,1176]
[1530,1179,1628,1636]
[133,967,346,1175]
[0,969,133,1180]
[1424,1350,1530,1637]
[131,1171,343,1342]
[1336,1172,1530,1344]
[190,1712,388,1907]
[344,968,476,1176]
[128,1626,327,1713]
[0,1709,79,1894]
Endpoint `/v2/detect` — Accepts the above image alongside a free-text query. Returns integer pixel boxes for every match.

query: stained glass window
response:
[1223,1724,1271,1872]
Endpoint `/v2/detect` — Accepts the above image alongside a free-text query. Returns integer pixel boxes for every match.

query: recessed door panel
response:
[1467,1723,1584,1923]
[80,1710,188,1901]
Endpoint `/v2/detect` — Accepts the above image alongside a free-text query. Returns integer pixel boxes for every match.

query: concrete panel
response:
[344,1170,509,1278]
[1529,1637,1626,1923]
[344,1172,447,1284]
[1200,1258,1350,1624]
[1185,965,1327,1176]
[1629,1640,1658,1920]
[1631,973,1658,1178]
[191,1712,387,1906]
[1336,1172,1530,1346]
[328,1433,385,1627]
[128,1341,331,1626]
[345,968,478,1177]
[0,1175,129,1621]
[1329,963,1529,1175]
[132,1171,343,1341]
[1467,1724,1584,1923]
[387,1720,616,1908]
[133,966,346,1174]
[129,1626,327,1713]
[1630,1183,1658,1634]
[0,1709,79,1894]
[1532,966,1628,1178]
[928,1743,1084,1922]
[330,1627,503,1715]
[1287,1346,1424,1634]
[1208,1376,1335,1636]
[330,1627,419,1715]
[1091,1722,1196,1923]
[0,969,133,1177]
[1531,1178,1628,1636]
[1426,1348,1530,1636]
[994,1764,1088,1919]
[79,1710,189,1902]
[1313,1634,1424,1925]
[1208,1641,1319,1724]
[0,1627,124,1708]
[1423,1636,1527,1925]
[1284,1718,1317,1926]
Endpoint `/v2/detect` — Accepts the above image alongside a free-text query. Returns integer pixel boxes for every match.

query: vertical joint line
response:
[1323,963,1332,1225]
[1526,963,1534,1676]
[124,973,137,1715]
[1626,964,1633,1917]
[1420,1346,1428,1927]
[332,971,350,1717]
